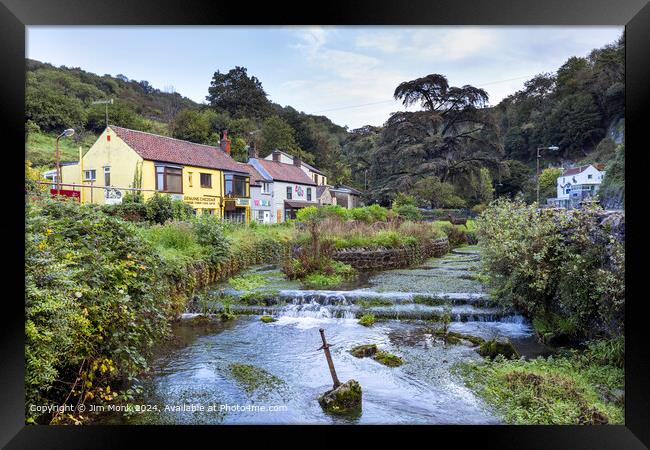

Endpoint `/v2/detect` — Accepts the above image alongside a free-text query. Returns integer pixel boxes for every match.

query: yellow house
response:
[61,126,251,221]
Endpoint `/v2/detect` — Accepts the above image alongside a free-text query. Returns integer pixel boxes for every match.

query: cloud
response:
[355,28,499,61]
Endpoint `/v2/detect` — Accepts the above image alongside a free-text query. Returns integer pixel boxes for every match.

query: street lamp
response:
[536,145,559,206]
[55,128,75,195]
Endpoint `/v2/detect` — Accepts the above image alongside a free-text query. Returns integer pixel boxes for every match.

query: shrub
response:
[393,203,422,221]
[191,214,230,264]
[25,199,173,423]
[102,202,148,222]
[303,273,344,289]
[476,197,624,342]
[145,193,174,224]
[441,224,469,247]
[171,200,195,221]
[472,204,487,215]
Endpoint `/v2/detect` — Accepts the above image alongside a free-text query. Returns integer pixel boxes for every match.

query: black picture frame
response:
[2,0,648,447]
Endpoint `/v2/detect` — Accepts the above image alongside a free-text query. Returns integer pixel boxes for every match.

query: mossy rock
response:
[219,311,236,321]
[318,379,362,415]
[358,313,376,327]
[350,344,378,358]
[434,330,485,346]
[478,338,519,359]
[373,350,403,367]
[260,315,277,323]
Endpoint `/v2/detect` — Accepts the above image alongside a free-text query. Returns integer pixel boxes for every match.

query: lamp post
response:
[536,145,559,206]
[55,128,75,195]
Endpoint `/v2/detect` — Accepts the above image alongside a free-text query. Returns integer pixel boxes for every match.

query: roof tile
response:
[110,126,245,173]
[256,159,317,185]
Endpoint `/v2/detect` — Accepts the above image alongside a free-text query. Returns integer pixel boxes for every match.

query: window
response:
[286,186,292,199]
[262,182,271,194]
[224,173,247,197]
[257,210,265,221]
[188,172,193,187]
[84,169,96,181]
[104,166,110,186]
[307,187,312,201]
[200,173,212,188]
[587,174,593,179]
[155,165,182,193]
[313,174,319,184]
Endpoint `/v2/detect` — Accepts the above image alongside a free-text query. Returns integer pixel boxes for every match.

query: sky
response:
[27,26,622,129]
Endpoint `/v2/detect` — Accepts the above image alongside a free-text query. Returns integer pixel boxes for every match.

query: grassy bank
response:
[459,338,624,425]
[27,131,97,168]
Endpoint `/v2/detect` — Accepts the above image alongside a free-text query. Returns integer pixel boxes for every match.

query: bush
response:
[25,199,173,423]
[171,200,195,221]
[441,224,469,247]
[471,204,487,215]
[191,214,230,264]
[145,193,174,224]
[392,203,422,221]
[476,197,624,342]
[102,202,148,222]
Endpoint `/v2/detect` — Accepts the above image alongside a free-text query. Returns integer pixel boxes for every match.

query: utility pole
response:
[92,99,114,128]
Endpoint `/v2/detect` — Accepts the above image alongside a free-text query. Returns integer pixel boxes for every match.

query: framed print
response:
[1,0,648,447]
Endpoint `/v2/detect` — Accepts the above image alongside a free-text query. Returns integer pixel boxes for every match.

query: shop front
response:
[223,198,250,223]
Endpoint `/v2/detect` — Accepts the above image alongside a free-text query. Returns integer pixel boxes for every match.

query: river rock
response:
[350,344,378,358]
[477,338,520,359]
[373,351,403,367]
[318,380,362,415]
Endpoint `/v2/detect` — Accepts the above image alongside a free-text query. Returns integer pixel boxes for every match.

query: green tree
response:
[206,66,272,119]
[369,74,502,201]
[259,116,315,165]
[538,167,562,202]
[171,108,217,144]
[471,167,495,206]
[86,99,150,133]
[413,176,466,208]
[495,160,533,198]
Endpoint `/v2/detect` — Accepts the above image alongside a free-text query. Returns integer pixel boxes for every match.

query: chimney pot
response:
[248,143,259,159]
[221,129,231,156]
[272,150,281,162]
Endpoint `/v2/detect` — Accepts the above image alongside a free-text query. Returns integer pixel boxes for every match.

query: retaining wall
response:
[331,237,450,271]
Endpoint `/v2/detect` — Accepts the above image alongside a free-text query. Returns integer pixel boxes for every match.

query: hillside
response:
[25,33,624,208]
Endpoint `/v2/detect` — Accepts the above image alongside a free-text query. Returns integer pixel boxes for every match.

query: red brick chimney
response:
[293,155,301,167]
[272,150,281,162]
[220,130,231,156]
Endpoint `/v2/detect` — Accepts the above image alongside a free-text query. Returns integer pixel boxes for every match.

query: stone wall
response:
[331,237,450,271]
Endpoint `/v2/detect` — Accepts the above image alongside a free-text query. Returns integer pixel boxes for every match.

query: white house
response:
[264,149,328,186]
[249,150,318,222]
[548,164,606,209]
[237,162,273,223]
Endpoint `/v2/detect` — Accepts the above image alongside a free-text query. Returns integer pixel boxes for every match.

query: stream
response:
[107,245,549,424]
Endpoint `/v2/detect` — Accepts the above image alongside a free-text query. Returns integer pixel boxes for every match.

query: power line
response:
[310,73,538,114]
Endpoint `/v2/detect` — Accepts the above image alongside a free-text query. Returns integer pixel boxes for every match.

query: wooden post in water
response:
[318,328,341,389]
